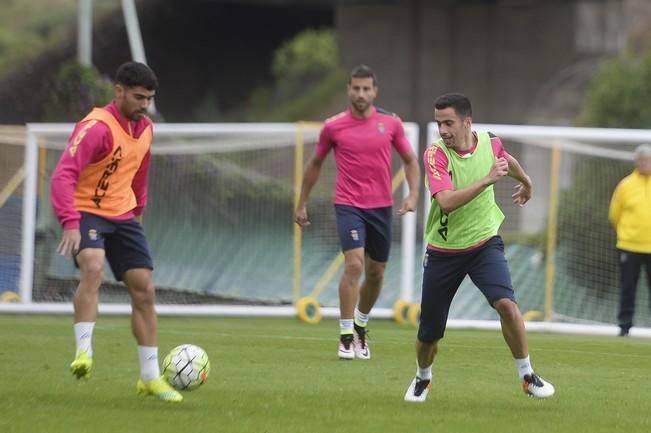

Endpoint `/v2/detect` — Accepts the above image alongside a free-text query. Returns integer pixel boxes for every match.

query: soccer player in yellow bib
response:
[404,93,554,402]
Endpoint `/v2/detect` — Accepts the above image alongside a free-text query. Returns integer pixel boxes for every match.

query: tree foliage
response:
[246,28,345,121]
[558,52,648,293]
[43,60,114,122]
[579,52,651,128]
[272,28,340,84]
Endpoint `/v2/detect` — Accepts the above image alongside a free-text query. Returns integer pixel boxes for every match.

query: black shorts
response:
[334,204,392,262]
[418,236,516,343]
[75,212,154,281]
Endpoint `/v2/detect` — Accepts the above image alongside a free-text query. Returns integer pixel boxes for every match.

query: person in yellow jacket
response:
[608,144,651,336]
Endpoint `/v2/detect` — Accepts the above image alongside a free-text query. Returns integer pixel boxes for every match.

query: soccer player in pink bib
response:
[295,65,420,360]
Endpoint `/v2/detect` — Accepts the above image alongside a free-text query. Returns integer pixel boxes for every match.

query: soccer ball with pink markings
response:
[162,344,210,391]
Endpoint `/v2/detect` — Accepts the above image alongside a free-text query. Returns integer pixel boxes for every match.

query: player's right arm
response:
[294,153,326,227]
[51,120,111,255]
[294,123,332,227]
[434,157,508,214]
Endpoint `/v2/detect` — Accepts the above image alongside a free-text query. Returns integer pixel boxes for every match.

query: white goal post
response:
[424,122,651,336]
[5,122,420,318]
[5,120,651,338]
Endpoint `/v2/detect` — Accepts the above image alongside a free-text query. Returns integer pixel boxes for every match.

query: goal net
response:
[8,122,419,317]
[426,123,651,330]
[0,126,25,303]
[6,121,650,333]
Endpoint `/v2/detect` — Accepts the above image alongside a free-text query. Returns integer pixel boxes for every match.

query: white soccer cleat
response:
[522,373,555,398]
[338,334,355,360]
[353,324,371,360]
[404,376,431,402]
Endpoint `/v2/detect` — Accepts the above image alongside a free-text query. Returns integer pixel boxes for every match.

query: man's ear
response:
[114,83,124,99]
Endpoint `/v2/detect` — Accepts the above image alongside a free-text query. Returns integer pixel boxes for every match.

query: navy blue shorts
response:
[75,212,154,281]
[418,236,516,343]
[334,204,392,262]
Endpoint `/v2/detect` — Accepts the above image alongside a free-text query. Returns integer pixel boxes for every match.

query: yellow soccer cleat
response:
[137,377,183,402]
[70,351,93,380]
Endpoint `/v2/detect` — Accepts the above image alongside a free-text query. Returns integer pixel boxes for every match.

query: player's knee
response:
[343,257,364,278]
[365,263,386,285]
[417,326,444,344]
[416,337,439,351]
[80,260,104,282]
[494,298,520,320]
[132,282,156,307]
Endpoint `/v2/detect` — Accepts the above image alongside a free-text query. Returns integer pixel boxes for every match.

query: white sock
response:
[339,319,354,334]
[74,322,95,357]
[138,346,160,382]
[354,308,369,327]
[417,363,432,381]
[514,355,534,380]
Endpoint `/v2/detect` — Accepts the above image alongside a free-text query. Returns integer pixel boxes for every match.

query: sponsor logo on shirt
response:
[438,212,448,241]
[69,120,98,157]
[92,146,122,208]
[427,146,441,180]
[377,122,385,134]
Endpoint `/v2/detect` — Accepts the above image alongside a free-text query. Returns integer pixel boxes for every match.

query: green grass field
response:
[1,315,650,433]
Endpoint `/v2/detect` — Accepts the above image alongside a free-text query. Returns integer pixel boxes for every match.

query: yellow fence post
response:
[544,142,561,321]
[292,123,305,304]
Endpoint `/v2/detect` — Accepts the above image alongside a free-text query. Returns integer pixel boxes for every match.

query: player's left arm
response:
[505,153,532,206]
[398,151,420,215]
[491,134,532,206]
[392,117,420,214]
[132,150,151,224]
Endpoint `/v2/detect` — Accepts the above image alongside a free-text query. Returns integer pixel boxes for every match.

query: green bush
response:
[272,28,339,83]
[556,157,629,293]
[579,52,651,128]
[43,60,114,122]
[246,28,345,121]
[560,51,649,292]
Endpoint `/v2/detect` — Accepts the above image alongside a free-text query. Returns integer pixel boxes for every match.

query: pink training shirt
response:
[424,132,510,198]
[316,106,413,208]
[50,101,152,229]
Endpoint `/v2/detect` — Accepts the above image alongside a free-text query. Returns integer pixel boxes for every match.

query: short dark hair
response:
[349,64,377,86]
[115,61,158,90]
[434,93,472,118]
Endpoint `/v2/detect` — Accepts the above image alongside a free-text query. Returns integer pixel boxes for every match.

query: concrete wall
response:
[336,0,651,233]
[335,0,645,126]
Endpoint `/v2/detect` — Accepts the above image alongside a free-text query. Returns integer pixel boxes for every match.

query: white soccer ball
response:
[162,344,210,391]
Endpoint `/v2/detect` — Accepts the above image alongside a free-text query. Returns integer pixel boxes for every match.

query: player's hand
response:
[57,229,81,256]
[398,194,418,215]
[487,157,508,184]
[512,180,532,206]
[294,206,310,227]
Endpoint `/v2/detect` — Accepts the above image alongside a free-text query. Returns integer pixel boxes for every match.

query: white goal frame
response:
[422,122,651,337]
[5,122,420,318]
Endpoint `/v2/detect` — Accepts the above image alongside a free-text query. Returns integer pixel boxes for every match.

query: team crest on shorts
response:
[377,122,385,134]
[88,229,98,241]
[350,229,359,241]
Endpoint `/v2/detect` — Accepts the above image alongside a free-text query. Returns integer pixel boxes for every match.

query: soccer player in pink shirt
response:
[295,65,420,360]
[51,62,182,402]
